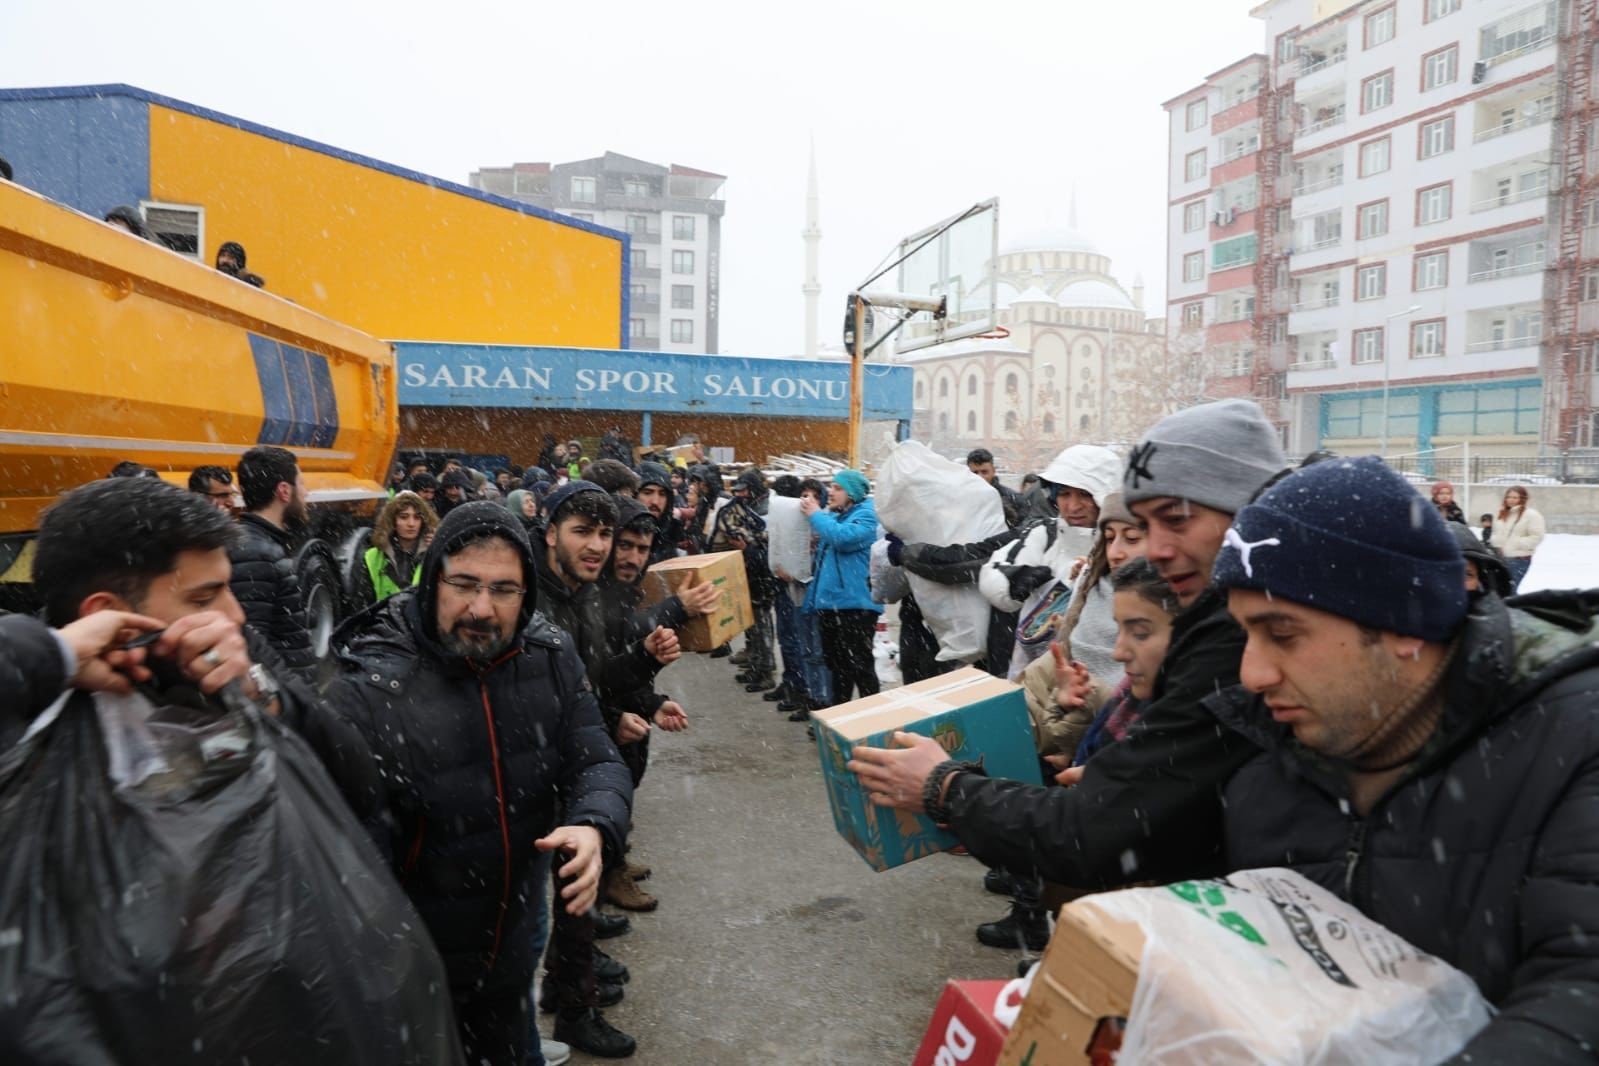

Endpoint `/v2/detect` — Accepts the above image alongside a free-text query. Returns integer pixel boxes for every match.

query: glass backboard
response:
[892,199,999,354]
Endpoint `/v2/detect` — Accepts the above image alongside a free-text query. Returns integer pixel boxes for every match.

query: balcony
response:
[1467,259,1544,283]
[625,228,662,245]
[1470,180,1552,213]
[1583,226,1599,259]
[1218,139,1260,165]
[1304,234,1342,252]
[631,293,660,312]
[1473,110,1552,143]
[1579,302,1599,332]
[1465,335,1541,353]
[1299,106,1347,137]
[1297,46,1347,78]
[1291,295,1339,311]
[1288,356,1336,371]
[1482,29,1555,69]
[631,266,661,280]
[1293,174,1343,195]
[629,334,660,350]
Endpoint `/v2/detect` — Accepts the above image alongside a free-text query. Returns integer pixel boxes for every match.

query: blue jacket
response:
[803,498,883,614]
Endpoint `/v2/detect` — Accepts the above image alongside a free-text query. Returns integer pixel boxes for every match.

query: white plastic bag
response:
[876,441,1007,663]
[1089,869,1491,1064]
[869,539,910,604]
[766,495,813,582]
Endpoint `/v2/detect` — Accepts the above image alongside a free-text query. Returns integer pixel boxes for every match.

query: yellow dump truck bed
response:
[0,178,398,542]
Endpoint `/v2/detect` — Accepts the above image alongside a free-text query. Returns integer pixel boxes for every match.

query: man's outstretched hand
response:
[846,731,951,814]
[656,700,689,732]
[536,825,605,916]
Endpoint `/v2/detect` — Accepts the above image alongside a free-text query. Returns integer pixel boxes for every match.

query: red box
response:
[912,980,1017,1066]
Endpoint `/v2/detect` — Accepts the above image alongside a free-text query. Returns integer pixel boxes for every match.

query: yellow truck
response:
[0,178,398,654]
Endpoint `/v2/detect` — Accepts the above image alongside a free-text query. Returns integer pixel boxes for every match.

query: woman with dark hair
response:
[1430,481,1467,525]
[359,491,438,606]
[1491,485,1545,589]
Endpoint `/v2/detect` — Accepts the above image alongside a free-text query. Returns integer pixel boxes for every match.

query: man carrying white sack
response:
[855,455,1599,1062]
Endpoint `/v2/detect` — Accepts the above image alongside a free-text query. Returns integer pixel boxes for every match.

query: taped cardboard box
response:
[911,980,1015,1066]
[999,869,1491,1064]
[641,550,753,652]
[813,668,1041,872]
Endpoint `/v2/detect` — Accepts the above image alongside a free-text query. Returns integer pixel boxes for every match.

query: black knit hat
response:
[1213,456,1467,641]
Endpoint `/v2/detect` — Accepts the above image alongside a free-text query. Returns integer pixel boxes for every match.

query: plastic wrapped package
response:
[766,495,813,582]
[0,689,462,1066]
[870,538,910,605]
[1084,869,1489,1064]
[876,441,1007,662]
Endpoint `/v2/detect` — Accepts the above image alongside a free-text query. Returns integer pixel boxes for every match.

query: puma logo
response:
[1224,527,1281,578]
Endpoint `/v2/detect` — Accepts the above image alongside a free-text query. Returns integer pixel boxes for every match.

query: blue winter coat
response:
[803,499,883,614]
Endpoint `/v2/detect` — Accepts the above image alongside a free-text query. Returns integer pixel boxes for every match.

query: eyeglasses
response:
[440,576,526,602]
[202,490,235,501]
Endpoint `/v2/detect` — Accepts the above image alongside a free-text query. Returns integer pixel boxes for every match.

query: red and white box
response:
[912,979,1023,1066]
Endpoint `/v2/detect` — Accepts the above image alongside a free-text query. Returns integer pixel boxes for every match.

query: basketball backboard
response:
[887,198,999,354]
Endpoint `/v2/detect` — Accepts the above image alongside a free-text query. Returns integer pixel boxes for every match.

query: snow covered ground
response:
[1519,535,1599,595]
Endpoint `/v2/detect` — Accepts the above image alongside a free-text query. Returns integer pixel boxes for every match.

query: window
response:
[1365,5,1395,47]
[966,377,978,396]
[568,211,594,222]
[142,202,203,259]
[670,319,694,344]
[625,214,650,235]
[1181,301,1204,328]
[1359,137,1391,177]
[1419,116,1455,158]
[1412,318,1446,357]
[1004,411,1020,432]
[1358,200,1389,239]
[571,176,597,203]
[630,249,648,271]
[939,378,949,398]
[916,380,925,400]
[670,284,694,310]
[1357,262,1388,300]
[1426,0,1461,21]
[1185,149,1207,182]
[672,250,695,274]
[1354,327,1385,364]
[1326,393,1421,439]
[629,317,646,340]
[1423,45,1459,90]
[1437,384,1541,435]
[1186,99,1208,130]
[939,412,950,431]
[1212,234,1258,270]
[966,411,977,432]
[1481,3,1557,64]
[1361,71,1394,113]
[1183,251,1205,281]
[1005,372,1019,392]
[1183,201,1206,232]
[1305,209,1342,249]
[1417,183,1453,224]
[673,215,696,240]
[629,283,646,298]
[1414,251,1449,290]
[625,178,650,198]
[1228,293,1256,321]
[1585,271,1599,301]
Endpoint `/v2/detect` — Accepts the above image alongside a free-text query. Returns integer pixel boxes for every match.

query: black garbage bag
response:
[0,688,463,1066]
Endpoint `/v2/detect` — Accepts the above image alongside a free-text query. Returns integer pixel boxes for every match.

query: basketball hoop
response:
[971,325,1011,340]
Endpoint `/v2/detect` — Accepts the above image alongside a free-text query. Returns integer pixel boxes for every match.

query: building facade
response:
[1166,0,1599,458]
[472,153,725,355]
[905,227,1167,471]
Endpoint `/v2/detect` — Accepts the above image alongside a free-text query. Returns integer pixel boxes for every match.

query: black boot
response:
[539,980,624,1013]
[708,644,732,659]
[595,948,630,984]
[976,903,1051,951]
[983,868,1019,896]
[593,911,631,939]
[743,675,775,693]
[787,703,813,722]
[762,683,792,702]
[554,1008,638,1058]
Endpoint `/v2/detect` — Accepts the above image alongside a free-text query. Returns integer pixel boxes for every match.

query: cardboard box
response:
[912,980,1016,1066]
[998,902,1140,1065]
[813,668,1041,872]
[641,550,753,652]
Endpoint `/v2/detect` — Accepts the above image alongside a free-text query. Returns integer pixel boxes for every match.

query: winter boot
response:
[729,647,749,665]
[592,911,631,939]
[708,644,732,659]
[603,868,659,912]
[539,980,624,1013]
[983,868,1019,897]
[762,683,792,702]
[624,858,651,881]
[976,902,1051,952]
[553,1008,637,1059]
[743,675,776,693]
[595,948,630,984]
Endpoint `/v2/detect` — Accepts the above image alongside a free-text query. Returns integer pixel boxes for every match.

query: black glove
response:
[999,564,1054,604]
[884,533,905,567]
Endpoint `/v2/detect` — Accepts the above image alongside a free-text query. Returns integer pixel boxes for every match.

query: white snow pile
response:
[1519,534,1599,595]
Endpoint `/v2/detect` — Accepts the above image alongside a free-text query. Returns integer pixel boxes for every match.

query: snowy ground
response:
[1519,535,1599,595]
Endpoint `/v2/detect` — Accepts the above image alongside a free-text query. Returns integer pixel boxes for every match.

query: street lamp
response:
[1380,304,1423,458]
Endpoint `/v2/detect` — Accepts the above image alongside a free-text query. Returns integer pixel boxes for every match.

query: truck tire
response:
[293,539,343,665]
[337,527,373,617]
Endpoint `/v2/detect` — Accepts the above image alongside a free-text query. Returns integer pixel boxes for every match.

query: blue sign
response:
[395,344,913,422]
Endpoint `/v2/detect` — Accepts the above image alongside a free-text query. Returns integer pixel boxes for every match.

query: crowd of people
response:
[5,400,1593,1063]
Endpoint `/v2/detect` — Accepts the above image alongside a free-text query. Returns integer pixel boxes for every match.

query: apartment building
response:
[471,152,726,354]
[1167,0,1599,455]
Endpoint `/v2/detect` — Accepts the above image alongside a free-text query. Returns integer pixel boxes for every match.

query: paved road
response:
[545,646,1021,1064]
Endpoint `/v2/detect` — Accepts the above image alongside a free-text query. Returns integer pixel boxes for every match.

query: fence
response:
[1378,451,1599,485]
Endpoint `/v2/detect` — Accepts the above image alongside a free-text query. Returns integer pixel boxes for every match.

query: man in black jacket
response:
[723,468,777,692]
[230,446,316,673]
[1204,457,1597,1062]
[324,500,634,1065]
[849,399,1288,890]
[635,461,684,566]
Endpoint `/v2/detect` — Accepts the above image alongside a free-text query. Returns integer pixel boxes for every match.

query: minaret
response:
[803,141,821,358]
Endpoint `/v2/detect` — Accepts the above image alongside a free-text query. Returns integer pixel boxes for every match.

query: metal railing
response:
[1293,174,1343,194]
[1467,258,1545,282]
[1470,182,1551,213]
[1465,335,1541,352]
[1288,357,1336,371]
[1299,109,1347,136]
[1383,452,1599,484]
[1297,48,1347,77]
[1304,234,1342,251]
[1473,110,1553,142]
[1291,295,1340,311]
[1482,30,1555,67]
[1218,141,1261,164]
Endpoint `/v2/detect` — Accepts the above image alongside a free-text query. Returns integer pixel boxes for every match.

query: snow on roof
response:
[1000,226,1102,257]
[670,164,726,179]
[1013,285,1055,304]
[1057,279,1136,311]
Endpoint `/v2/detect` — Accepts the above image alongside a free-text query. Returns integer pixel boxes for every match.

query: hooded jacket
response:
[322,502,632,990]
[1451,522,1514,598]
[686,464,727,554]
[803,497,882,614]
[1209,591,1599,1063]
[637,461,684,565]
[228,512,316,673]
[717,469,775,605]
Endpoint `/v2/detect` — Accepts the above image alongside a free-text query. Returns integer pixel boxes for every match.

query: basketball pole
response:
[849,293,867,468]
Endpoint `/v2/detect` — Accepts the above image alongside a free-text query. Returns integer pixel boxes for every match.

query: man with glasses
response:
[323,500,633,1066]
[187,465,237,514]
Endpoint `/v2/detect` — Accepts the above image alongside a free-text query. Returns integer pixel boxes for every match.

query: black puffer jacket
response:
[945,586,1255,886]
[638,462,684,565]
[0,614,68,747]
[322,503,632,990]
[228,513,316,672]
[1209,591,1599,1064]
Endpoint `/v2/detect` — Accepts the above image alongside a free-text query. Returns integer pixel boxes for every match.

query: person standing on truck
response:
[230,446,317,673]
[215,240,265,288]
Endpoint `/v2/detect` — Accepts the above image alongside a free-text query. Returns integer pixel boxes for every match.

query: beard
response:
[286,493,311,527]
[440,618,512,659]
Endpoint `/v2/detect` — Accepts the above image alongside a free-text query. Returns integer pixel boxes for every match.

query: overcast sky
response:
[2,0,1263,356]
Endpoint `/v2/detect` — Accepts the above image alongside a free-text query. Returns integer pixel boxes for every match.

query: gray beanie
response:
[1123,399,1287,515]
